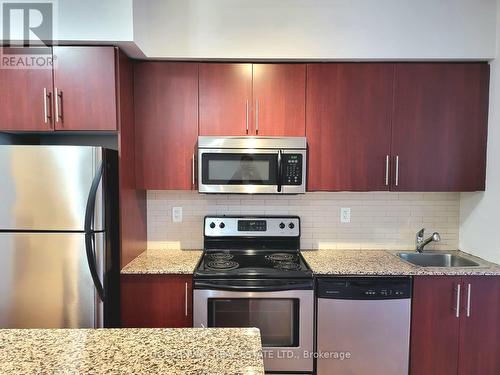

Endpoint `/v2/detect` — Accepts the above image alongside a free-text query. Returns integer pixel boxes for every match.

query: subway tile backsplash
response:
[147,191,459,251]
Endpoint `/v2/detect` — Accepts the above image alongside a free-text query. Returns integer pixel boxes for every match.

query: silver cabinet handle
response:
[184,282,188,317]
[385,155,389,186]
[255,99,259,134]
[466,283,471,317]
[55,87,62,123]
[43,88,50,124]
[191,154,195,187]
[395,155,399,186]
[455,284,461,318]
[245,100,249,134]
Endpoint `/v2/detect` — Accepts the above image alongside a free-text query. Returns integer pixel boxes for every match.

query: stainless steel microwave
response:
[198,136,307,194]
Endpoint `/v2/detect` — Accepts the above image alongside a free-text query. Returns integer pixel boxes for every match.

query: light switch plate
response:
[340,207,351,223]
[172,207,183,223]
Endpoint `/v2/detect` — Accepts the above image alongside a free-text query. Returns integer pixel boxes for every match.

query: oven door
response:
[198,148,280,194]
[193,281,314,373]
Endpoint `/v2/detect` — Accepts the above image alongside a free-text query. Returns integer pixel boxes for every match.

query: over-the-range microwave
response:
[197,136,306,194]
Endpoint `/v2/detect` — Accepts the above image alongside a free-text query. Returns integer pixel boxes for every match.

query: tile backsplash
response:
[147,191,459,251]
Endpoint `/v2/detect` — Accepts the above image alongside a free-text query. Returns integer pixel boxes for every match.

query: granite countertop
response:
[302,249,500,276]
[121,249,202,274]
[121,247,500,277]
[0,328,264,375]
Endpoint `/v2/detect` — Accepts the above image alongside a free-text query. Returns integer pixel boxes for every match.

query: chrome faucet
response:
[415,228,441,253]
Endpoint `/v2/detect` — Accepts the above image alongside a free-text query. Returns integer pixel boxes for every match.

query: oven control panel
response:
[205,216,300,237]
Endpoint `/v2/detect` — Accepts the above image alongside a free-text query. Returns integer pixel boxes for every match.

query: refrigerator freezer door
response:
[0,145,104,231]
[0,232,104,328]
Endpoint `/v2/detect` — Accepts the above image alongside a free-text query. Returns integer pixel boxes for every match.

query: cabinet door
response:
[121,275,192,328]
[458,276,500,375]
[306,63,394,191]
[410,276,461,375]
[199,63,252,135]
[52,46,117,131]
[134,62,198,190]
[252,64,306,136]
[392,63,489,191]
[0,47,54,131]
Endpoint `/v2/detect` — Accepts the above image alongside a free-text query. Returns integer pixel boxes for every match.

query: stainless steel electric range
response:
[193,215,314,374]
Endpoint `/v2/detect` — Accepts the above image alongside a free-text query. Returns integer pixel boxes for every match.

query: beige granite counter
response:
[302,249,500,276]
[0,328,264,375]
[121,249,202,274]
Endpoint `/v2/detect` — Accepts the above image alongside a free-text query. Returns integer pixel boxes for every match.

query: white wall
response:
[0,0,140,55]
[56,0,133,42]
[133,0,496,59]
[459,2,500,263]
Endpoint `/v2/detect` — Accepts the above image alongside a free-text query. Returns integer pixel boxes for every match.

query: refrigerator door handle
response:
[84,161,103,233]
[85,233,105,301]
[84,161,105,301]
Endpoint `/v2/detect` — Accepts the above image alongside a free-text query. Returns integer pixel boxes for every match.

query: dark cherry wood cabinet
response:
[457,276,500,375]
[306,63,394,191]
[410,276,461,375]
[0,46,119,132]
[391,63,489,191]
[52,46,118,131]
[199,63,253,136]
[134,62,198,190]
[116,50,147,268]
[121,275,193,328]
[253,64,306,136]
[0,48,54,131]
[199,63,306,137]
[305,62,489,192]
[410,276,500,375]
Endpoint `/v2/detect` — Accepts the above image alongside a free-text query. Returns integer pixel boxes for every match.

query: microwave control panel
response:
[282,154,303,185]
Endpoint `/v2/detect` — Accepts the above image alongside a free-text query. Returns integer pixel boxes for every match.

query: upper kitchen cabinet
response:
[391,63,489,191]
[134,62,199,190]
[199,63,306,136]
[306,63,394,191]
[199,63,253,136]
[52,46,117,131]
[0,47,54,131]
[253,64,306,136]
[0,46,119,132]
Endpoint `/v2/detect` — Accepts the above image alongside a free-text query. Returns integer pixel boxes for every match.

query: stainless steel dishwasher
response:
[316,277,411,375]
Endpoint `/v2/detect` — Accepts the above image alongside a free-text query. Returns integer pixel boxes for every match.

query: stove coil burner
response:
[266,253,298,262]
[208,253,234,261]
[206,260,239,271]
[273,261,301,271]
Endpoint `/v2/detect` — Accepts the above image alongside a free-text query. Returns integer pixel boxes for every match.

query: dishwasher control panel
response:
[317,277,412,300]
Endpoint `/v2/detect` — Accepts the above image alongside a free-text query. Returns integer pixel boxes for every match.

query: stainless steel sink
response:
[398,252,479,267]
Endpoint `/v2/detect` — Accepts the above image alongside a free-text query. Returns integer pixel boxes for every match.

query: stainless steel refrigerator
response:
[0,146,119,328]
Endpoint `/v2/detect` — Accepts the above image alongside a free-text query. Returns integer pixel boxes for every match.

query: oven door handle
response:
[195,280,313,292]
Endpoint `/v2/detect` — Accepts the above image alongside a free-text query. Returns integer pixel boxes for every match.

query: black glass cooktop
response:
[194,250,313,279]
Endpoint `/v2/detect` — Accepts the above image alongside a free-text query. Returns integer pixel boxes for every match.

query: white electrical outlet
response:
[340,207,351,223]
[172,207,183,223]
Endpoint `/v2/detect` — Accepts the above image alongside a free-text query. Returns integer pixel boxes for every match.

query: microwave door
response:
[198,149,281,194]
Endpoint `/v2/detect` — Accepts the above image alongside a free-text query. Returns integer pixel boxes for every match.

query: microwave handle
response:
[277,150,282,192]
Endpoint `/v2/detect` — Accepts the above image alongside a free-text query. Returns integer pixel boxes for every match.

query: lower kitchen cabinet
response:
[410,276,500,375]
[121,275,193,328]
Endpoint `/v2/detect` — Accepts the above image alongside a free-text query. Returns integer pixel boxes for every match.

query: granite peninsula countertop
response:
[302,249,500,276]
[121,249,202,274]
[0,328,264,375]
